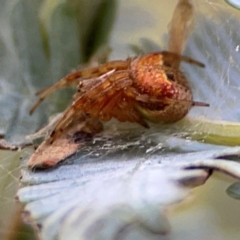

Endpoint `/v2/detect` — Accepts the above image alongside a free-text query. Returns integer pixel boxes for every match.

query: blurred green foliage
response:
[226,181,240,200]
[0,0,118,239]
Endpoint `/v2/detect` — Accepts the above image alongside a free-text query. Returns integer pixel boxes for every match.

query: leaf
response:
[0,0,117,238]
[82,0,118,60]
[226,181,240,200]
[18,147,240,240]
[39,0,83,112]
[17,3,240,239]
[0,0,48,145]
[226,0,240,9]
[0,0,117,144]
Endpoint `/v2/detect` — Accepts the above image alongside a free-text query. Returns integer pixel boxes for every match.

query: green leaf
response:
[0,0,117,238]
[226,182,240,200]
[82,0,118,60]
[39,0,83,112]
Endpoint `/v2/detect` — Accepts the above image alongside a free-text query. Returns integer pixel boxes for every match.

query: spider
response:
[29,0,209,145]
[30,51,209,144]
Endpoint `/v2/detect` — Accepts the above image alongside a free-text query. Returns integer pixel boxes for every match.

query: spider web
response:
[110,0,240,146]
[0,148,34,240]
[1,1,240,240]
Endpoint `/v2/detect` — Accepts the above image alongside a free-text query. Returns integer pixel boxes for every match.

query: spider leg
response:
[161,51,205,69]
[153,64,209,107]
[117,98,149,127]
[168,0,193,55]
[163,0,200,69]
[29,60,131,115]
[124,87,169,104]
[95,80,149,127]
[49,71,135,142]
[124,86,209,108]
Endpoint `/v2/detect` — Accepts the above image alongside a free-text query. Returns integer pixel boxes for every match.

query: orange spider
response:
[29,0,209,146]
[30,51,209,143]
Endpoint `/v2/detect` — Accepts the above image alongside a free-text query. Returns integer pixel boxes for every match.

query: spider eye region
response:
[166,73,175,81]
